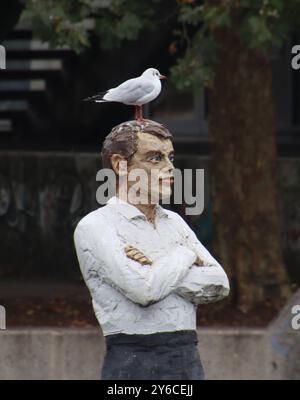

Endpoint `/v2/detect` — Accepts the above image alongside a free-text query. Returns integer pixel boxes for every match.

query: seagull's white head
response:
[142,68,167,80]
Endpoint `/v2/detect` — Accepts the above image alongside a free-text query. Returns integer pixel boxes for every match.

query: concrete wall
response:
[0,327,296,380]
[0,328,258,380]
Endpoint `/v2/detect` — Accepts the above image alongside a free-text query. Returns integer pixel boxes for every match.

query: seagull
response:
[83,68,167,121]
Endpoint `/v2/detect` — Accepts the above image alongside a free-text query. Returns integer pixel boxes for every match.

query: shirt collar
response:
[106,195,170,221]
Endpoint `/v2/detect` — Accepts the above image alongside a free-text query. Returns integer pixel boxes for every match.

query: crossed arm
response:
[168,213,230,304]
[123,214,230,305]
[74,215,230,308]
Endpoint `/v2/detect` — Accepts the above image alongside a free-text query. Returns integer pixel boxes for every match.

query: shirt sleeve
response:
[171,213,230,305]
[73,218,197,307]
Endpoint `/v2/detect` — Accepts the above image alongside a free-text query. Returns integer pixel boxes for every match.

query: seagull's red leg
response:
[139,106,143,121]
[134,106,138,120]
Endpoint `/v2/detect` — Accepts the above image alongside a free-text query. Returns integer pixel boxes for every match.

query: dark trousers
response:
[101,330,205,380]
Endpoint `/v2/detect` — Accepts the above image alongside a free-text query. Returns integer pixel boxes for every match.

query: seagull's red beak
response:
[159,75,167,80]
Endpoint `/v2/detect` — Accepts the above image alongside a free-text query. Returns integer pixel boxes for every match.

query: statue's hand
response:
[124,245,153,265]
[194,254,204,267]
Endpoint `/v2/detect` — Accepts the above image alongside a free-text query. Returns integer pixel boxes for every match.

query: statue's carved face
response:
[126,131,175,203]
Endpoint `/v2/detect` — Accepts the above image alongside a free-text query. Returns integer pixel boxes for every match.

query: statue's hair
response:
[101,119,173,169]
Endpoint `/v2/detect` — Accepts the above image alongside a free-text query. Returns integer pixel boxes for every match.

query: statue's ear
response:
[110,154,128,177]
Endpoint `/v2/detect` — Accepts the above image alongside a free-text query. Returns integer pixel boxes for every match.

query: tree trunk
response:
[209,27,291,310]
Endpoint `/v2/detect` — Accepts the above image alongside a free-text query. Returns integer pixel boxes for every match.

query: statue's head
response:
[101,119,175,203]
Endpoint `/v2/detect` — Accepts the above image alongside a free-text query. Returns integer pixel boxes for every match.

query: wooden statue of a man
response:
[73,119,230,380]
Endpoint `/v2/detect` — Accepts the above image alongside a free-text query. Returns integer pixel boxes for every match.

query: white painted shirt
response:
[73,196,230,336]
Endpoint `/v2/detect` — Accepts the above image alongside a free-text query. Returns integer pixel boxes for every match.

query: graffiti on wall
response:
[0,172,84,233]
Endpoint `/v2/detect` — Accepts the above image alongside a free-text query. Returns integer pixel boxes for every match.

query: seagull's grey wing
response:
[105,77,155,104]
